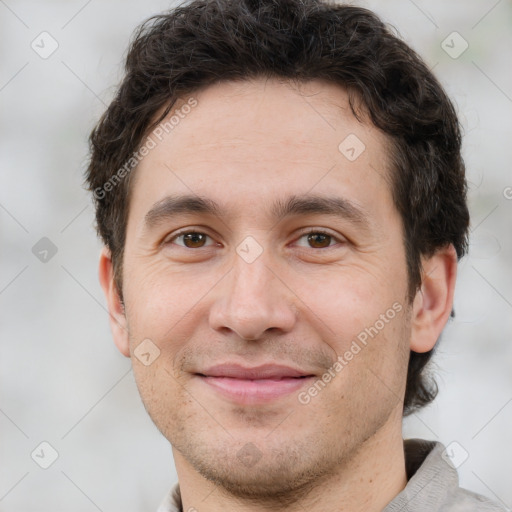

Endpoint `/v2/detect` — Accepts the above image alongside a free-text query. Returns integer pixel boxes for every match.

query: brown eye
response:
[169,231,214,248]
[182,232,207,248]
[306,232,333,248]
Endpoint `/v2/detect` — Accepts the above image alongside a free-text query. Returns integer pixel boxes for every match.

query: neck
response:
[173,410,407,512]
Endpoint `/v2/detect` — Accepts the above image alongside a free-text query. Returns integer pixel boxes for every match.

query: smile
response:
[195,364,315,404]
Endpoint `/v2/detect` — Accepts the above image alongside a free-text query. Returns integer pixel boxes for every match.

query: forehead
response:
[149,78,388,160]
[129,78,394,224]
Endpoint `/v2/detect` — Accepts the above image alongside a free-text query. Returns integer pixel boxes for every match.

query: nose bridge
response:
[209,241,296,340]
[232,249,273,305]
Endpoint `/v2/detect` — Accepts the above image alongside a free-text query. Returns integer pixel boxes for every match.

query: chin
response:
[176,437,338,503]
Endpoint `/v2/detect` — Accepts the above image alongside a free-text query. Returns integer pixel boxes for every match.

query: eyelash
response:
[166,228,344,250]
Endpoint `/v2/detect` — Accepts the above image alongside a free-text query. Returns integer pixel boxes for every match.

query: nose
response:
[208,247,297,341]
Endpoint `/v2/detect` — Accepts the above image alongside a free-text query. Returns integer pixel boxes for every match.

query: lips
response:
[195,363,315,404]
[198,363,313,380]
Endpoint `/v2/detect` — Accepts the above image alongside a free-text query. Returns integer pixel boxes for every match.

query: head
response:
[87,0,469,500]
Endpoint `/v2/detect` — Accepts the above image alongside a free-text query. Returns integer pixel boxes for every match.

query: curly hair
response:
[85,0,470,415]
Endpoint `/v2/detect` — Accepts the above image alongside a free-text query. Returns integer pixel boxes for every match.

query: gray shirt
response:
[156,439,506,511]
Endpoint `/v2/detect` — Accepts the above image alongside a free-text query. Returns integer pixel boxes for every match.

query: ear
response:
[410,244,458,353]
[98,247,130,357]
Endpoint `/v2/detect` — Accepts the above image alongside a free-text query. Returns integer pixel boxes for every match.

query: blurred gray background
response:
[1,0,511,510]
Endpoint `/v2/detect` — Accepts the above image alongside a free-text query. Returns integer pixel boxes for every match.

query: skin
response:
[99,78,457,512]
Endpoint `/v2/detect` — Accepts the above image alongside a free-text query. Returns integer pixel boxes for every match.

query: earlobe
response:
[98,247,131,357]
[410,245,458,354]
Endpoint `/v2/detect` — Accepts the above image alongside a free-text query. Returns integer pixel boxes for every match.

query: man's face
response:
[117,78,413,496]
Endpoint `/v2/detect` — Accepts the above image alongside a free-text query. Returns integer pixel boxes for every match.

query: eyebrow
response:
[143,193,371,233]
[271,194,370,231]
[144,195,223,229]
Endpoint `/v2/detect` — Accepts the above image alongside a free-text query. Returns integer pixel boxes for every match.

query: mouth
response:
[195,364,316,404]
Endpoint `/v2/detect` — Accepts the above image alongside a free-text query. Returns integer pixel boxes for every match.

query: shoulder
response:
[443,486,508,512]
[156,481,182,512]
[384,439,507,512]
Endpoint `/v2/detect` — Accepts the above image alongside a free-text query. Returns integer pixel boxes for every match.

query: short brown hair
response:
[85,0,470,415]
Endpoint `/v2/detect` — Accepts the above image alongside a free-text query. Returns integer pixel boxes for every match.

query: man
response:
[86,0,505,510]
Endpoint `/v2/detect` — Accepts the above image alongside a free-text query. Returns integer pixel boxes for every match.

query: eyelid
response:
[293,228,346,248]
[164,228,218,247]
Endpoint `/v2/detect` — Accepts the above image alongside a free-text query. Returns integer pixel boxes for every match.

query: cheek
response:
[298,263,406,343]
[131,358,187,439]
[123,260,213,343]
[319,305,411,424]
[297,264,411,405]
